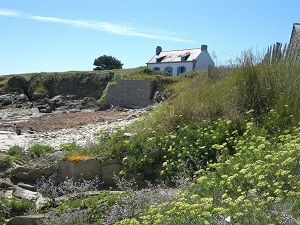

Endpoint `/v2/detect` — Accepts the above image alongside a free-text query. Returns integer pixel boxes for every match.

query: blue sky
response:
[0,0,299,75]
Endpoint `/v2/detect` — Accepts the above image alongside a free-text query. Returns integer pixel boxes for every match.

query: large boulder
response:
[31,92,48,101]
[58,157,123,187]
[7,215,46,225]
[36,104,52,113]
[100,159,123,187]
[10,165,57,183]
[13,186,38,201]
[96,99,112,111]
[58,157,101,182]
[0,94,13,106]
[15,94,29,104]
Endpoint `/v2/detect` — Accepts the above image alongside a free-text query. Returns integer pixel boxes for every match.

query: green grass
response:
[7,145,23,156]
[28,143,54,157]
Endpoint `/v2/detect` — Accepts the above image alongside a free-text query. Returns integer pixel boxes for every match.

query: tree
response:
[93,55,123,70]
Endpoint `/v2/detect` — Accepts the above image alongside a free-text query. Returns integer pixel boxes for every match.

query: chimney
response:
[156,46,162,55]
[201,44,207,51]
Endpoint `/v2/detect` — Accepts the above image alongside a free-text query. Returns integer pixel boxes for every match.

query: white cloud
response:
[0,8,194,43]
[0,8,23,17]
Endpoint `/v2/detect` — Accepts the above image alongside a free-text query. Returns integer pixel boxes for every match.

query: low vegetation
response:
[1,47,300,224]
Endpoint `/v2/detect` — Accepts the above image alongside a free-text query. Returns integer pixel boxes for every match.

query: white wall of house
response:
[195,51,215,70]
[147,62,194,76]
[147,55,214,76]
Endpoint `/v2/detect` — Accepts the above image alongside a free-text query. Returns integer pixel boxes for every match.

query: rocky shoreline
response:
[0,106,147,153]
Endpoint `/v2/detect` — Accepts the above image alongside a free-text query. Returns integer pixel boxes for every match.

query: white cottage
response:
[146,45,214,76]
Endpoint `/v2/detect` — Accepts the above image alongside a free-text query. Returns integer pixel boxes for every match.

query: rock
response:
[48,101,56,111]
[15,94,29,104]
[35,195,49,210]
[0,178,14,189]
[32,92,48,101]
[55,100,67,108]
[0,161,9,170]
[83,101,99,110]
[58,157,101,182]
[50,95,64,102]
[153,91,160,102]
[36,104,52,113]
[27,102,34,108]
[7,214,46,225]
[123,132,133,138]
[97,100,112,111]
[17,182,37,191]
[15,103,22,108]
[0,94,13,106]
[27,127,34,134]
[4,189,13,199]
[13,186,38,201]
[101,159,123,187]
[10,165,57,183]
[15,127,22,135]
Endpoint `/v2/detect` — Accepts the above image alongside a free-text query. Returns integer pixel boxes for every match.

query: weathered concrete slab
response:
[105,80,154,109]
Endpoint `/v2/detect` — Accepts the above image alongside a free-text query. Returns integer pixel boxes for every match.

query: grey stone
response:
[32,92,47,101]
[101,159,123,187]
[97,100,112,111]
[11,165,57,183]
[13,186,38,200]
[58,157,101,182]
[15,103,22,108]
[0,94,13,106]
[7,214,46,225]
[15,94,28,103]
[17,182,37,191]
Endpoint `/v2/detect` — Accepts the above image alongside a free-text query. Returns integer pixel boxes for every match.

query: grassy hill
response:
[0,66,174,99]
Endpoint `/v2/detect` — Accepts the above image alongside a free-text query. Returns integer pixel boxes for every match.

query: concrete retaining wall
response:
[105,80,154,109]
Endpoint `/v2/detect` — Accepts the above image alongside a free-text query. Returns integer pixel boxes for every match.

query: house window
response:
[153,67,160,71]
[181,53,190,62]
[181,55,190,61]
[156,56,165,63]
[177,66,186,75]
[165,66,173,75]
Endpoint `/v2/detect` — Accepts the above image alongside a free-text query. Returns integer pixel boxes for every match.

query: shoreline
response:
[0,106,147,153]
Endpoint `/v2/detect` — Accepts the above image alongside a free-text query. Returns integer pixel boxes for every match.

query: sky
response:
[0,0,299,75]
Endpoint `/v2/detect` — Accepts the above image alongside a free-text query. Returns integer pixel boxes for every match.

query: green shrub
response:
[60,142,87,157]
[115,115,300,224]
[7,145,23,156]
[28,71,114,98]
[0,155,12,167]
[28,143,54,157]
[10,198,35,214]
[6,75,29,94]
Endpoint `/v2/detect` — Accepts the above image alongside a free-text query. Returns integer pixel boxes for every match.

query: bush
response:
[0,155,12,167]
[27,143,54,157]
[6,75,29,94]
[28,71,114,98]
[7,145,23,156]
[10,198,35,215]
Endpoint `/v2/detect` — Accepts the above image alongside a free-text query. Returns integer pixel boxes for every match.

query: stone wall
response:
[105,80,154,109]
